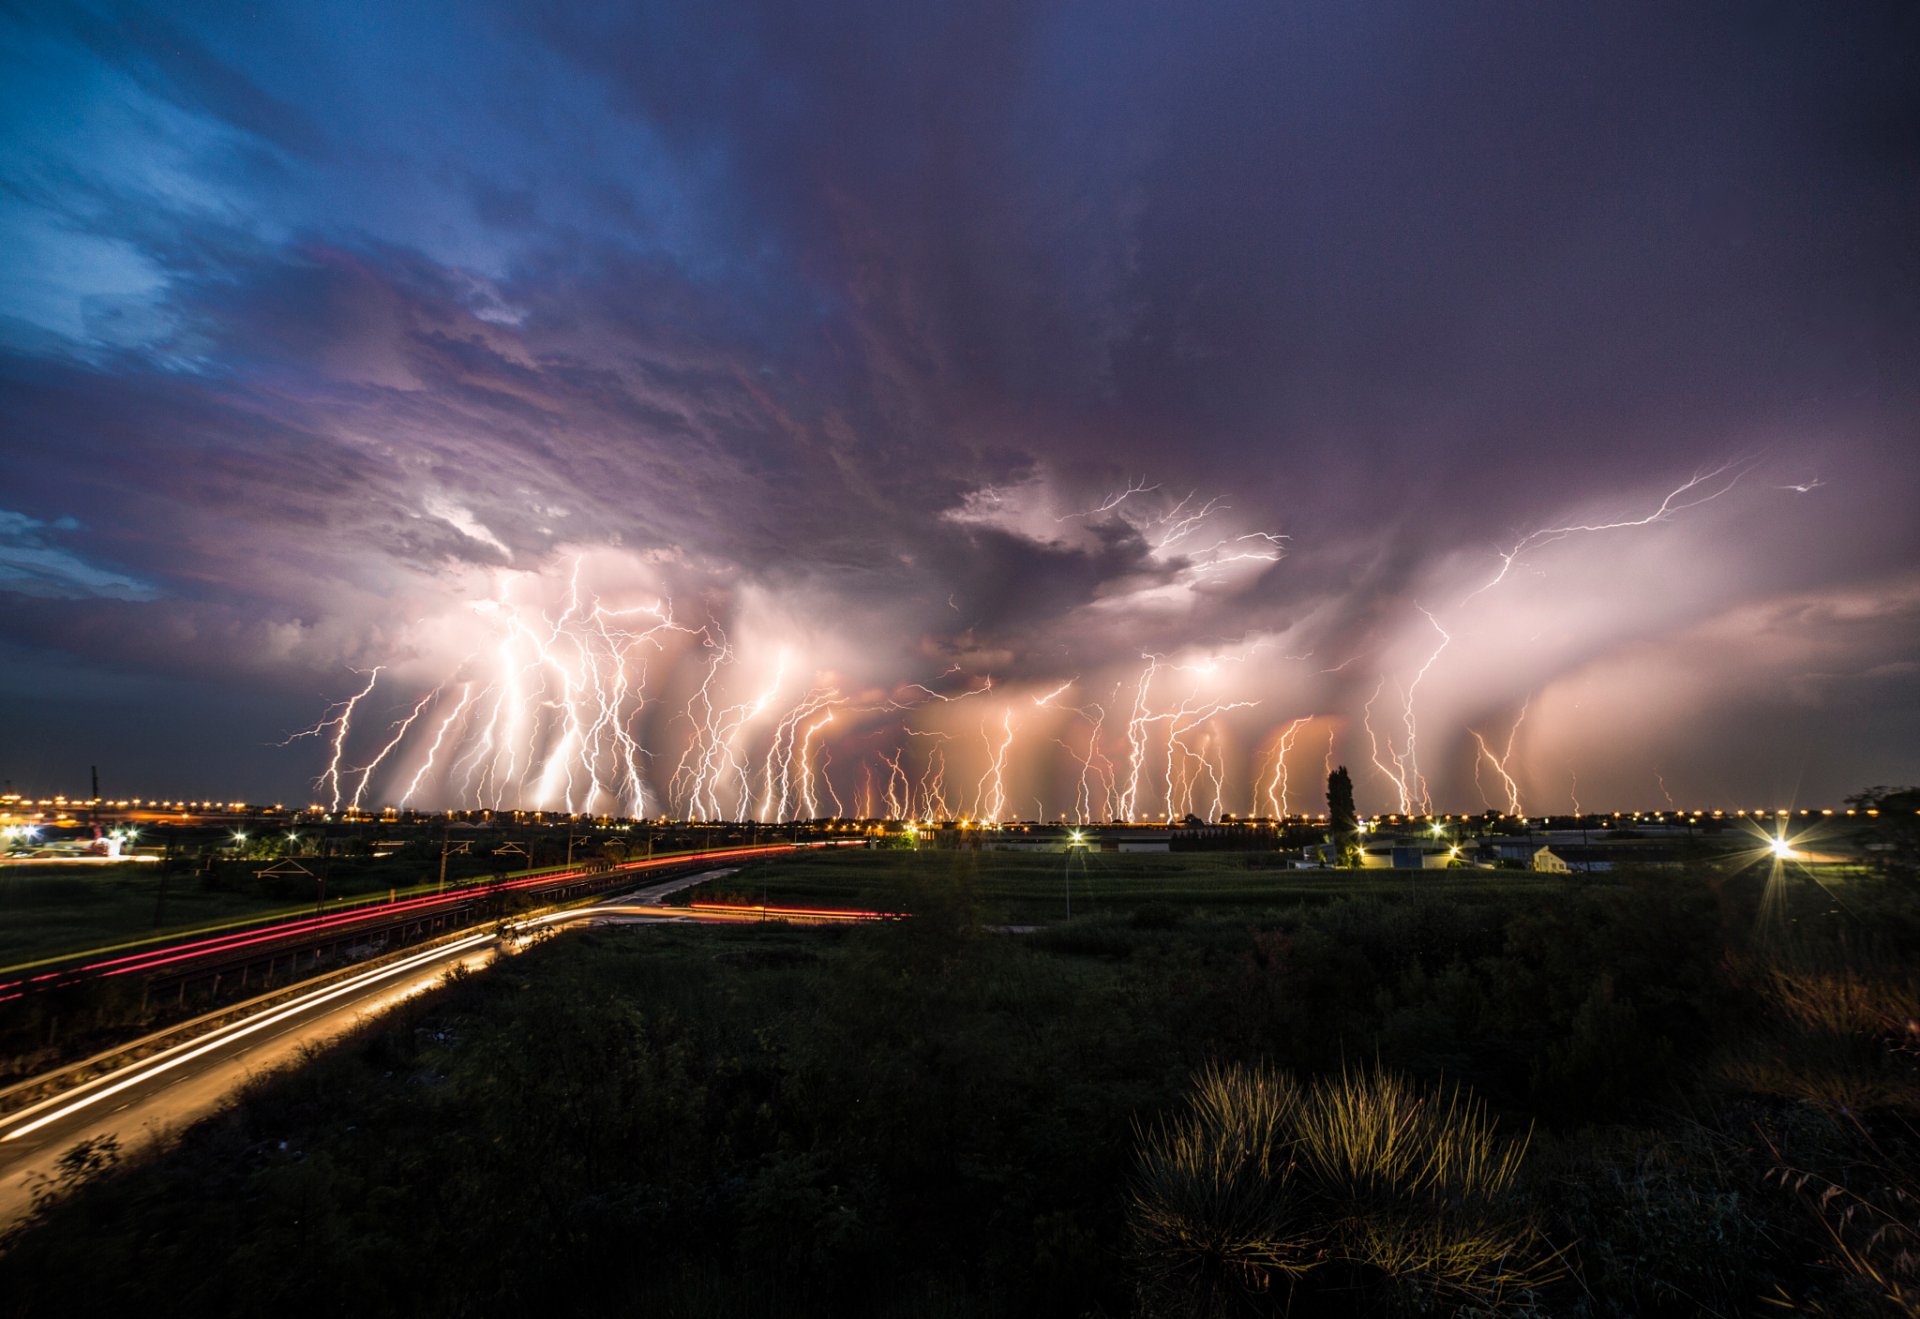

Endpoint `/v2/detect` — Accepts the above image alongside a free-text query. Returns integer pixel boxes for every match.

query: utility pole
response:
[318,824,331,913]
[153,836,172,928]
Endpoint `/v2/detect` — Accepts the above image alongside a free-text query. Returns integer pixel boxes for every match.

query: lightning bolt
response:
[282,668,383,811]
[349,689,438,811]
[879,748,909,820]
[1056,476,1160,521]
[1466,461,1750,604]
[402,683,478,806]
[1398,608,1450,814]
[1261,716,1310,818]
[1363,678,1413,815]
[1468,698,1528,817]
[974,709,1015,822]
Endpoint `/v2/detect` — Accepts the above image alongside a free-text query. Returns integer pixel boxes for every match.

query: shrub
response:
[1131,1062,1560,1315]
[1725,938,1920,1114]
[1295,1064,1555,1307]
[1131,1063,1316,1315]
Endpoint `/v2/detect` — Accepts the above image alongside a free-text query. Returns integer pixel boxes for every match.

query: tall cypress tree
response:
[1327,766,1358,865]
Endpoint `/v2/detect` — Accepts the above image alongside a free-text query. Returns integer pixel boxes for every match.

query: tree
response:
[1327,766,1358,866]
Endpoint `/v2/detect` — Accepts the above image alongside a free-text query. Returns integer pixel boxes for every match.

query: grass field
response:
[5,857,1913,1316]
[0,865,315,970]
[687,846,1580,923]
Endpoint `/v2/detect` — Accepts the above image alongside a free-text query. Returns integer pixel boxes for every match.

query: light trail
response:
[1,932,496,1143]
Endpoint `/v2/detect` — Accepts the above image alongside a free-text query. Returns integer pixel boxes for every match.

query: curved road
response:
[0,866,752,1228]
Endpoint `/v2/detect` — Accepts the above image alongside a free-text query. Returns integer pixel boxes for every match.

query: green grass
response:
[686,847,1569,924]
[0,866,308,969]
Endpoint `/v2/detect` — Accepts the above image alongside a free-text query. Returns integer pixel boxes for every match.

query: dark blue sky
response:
[2,1,1917,816]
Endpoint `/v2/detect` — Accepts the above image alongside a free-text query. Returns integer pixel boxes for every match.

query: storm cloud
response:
[2,0,1916,813]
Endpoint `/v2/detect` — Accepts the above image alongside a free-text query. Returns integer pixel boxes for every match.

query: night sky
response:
[2,2,1917,817]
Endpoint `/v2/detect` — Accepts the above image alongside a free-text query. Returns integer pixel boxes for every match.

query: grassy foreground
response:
[1,853,1916,1316]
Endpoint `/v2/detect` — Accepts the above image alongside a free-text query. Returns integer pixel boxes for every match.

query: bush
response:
[1130,1064,1315,1313]
[1131,1062,1559,1315]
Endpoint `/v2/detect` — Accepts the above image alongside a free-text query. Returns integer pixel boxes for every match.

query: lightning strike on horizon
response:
[758,687,840,821]
[1398,608,1451,814]
[975,709,1016,821]
[1117,658,1162,823]
[904,728,955,820]
[1363,677,1414,815]
[1262,716,1310,818]
[280,667,384,810]
[401,683,478,806]
[349,689,438,811]
[795,712,833,818]
[1469,698,1528,817]
[1051,701,1115,824]
[816,744,846,818]
[1164,697,1256,821]
[879,748,909,820]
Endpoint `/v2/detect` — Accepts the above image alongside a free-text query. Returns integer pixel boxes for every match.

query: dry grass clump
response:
[1771,1161,1920,1317]
[1725,938,1920,1113]
[1131,1062,1559,1315]
[1129,1064,1316,1315]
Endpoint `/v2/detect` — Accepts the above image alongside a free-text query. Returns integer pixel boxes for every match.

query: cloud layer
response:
[2,1,1916,812]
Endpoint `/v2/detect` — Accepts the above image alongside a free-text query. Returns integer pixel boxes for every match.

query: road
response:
[0,866,751,1229]
[0,842,813,1002]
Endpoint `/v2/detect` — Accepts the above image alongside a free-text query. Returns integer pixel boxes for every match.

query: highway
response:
[0,842,813,1004]
[0,865,884,1229]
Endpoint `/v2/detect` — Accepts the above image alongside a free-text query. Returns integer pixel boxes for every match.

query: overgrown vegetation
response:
[1131,1062,1558,1314]
[1,851,1915,1316]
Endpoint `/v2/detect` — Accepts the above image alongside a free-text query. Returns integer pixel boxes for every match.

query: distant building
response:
[1357,840,1453,870]
[1531,847,1571,874]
